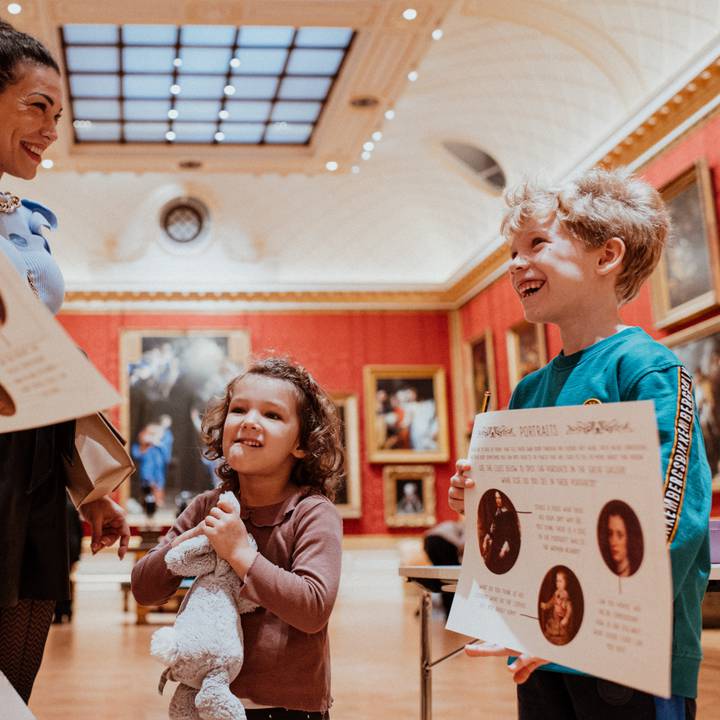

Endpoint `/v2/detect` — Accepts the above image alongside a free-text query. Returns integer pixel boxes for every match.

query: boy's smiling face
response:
[508,217,608,327]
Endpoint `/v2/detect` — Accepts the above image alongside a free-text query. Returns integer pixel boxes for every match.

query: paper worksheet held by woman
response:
[0,250,120,432]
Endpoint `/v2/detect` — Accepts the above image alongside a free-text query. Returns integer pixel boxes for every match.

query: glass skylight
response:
[61,23,353,145]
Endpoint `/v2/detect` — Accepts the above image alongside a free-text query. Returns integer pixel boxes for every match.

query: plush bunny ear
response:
[218,490,241,514]
[165,535,216,576]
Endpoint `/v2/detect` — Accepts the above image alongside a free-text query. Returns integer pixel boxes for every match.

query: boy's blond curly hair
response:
[501,167,670,304]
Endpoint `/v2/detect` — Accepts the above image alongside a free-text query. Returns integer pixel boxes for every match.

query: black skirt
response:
[0,421,75,607]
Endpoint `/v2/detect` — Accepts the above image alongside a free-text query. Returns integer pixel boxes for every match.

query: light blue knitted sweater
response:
[0,198,64,315]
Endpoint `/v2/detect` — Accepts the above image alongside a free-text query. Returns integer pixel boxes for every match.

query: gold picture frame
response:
[663,315,720,492]
[364,364,449,463]
[329,392,362,518]
[383,464,436,528]
[506,321,547,390]
[119,329,251,516]
[650,159,720,328]
[465,328,497,417]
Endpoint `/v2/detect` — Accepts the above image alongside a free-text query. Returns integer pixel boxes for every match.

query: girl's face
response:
[555,572,567,592]
[0,63,62,180]
[222,373,305,481]
[608,514,628,566]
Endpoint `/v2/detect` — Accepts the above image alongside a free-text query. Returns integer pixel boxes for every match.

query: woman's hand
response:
[204,497,257,576]
[80,496,130,559]
[464,641,549,684]
[448,459,473,514]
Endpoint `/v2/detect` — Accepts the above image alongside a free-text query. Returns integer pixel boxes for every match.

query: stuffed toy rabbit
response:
[151,491,257,720]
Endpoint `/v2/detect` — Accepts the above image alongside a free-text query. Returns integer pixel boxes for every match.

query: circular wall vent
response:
[442,141,506,195]
[159,197,211,254]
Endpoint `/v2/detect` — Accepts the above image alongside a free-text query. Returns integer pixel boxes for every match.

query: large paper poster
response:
[0,251,120,432]
[447,401,672,697]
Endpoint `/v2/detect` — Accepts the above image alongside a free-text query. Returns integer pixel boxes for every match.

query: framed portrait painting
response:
[364,365,449,463]
[120,329,251,517]
[329,392,362,518]
[650,159,720,328]
[506,321,547,390]
[663,316,720,491]
[465,328,497,417]
[383,464,436,528]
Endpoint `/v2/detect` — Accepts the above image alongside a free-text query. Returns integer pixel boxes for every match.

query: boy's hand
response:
[448,459,473,514]
[465,641,548,684]
[80,496,130,559]
[204,497,257,576]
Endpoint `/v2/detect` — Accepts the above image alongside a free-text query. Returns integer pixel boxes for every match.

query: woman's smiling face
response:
[0,63,62,180]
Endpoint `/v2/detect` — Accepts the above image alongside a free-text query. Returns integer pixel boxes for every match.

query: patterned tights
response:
[0,599,55,703]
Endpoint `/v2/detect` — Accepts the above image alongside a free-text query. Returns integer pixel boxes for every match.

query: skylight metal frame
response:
[60,24,355,146]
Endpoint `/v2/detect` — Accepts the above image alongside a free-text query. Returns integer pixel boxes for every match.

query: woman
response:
[0,21,130,704]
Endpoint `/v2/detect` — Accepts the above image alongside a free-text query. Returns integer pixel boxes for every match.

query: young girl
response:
[131,357,344,719]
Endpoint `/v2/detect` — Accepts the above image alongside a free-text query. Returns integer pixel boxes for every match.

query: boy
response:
[449,167,711,719]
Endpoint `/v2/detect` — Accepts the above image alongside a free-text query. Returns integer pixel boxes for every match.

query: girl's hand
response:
[448,459,473,514]
[170,522,205,548]
[204,497,258,576]
[464,641,549,684]
[80,496,130,559]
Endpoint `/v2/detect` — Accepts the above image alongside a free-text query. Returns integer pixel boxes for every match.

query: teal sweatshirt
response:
[510,327,711,698]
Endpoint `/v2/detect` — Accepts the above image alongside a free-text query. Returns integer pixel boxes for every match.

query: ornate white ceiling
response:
[5,0,720,305]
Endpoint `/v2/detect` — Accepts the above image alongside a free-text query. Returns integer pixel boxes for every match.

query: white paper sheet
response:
[447,401,672,698]
[0,251,121,432]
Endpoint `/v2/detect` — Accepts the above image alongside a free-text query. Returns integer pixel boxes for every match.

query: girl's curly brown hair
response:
[200,356,344,501]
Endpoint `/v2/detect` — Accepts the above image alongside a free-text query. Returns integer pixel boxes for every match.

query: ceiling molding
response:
[599,56,720,170]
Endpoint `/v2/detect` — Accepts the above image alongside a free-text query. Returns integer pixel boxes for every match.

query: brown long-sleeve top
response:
[131,487,342,712]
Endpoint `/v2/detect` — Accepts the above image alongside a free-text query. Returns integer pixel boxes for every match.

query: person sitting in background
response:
[423,519,465,617]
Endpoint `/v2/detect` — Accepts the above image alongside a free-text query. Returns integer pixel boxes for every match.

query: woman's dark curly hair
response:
[0,21,60,94]
[201,356,344,501]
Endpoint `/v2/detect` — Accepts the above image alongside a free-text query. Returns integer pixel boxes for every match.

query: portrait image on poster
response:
[477,488,521,574]
[597,500,644,577]
[538,565,584,646]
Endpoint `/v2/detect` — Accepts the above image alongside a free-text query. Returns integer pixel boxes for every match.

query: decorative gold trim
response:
[329,392,363,519]
[599,57,720,169]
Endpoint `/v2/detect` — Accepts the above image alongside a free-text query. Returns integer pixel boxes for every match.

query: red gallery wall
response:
[57,310,456,534]
[459,112,720,514]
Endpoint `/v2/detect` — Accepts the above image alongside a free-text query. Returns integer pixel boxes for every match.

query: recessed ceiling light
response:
[230,58,241,68]
[432,28,443,40]
[41,158,54,169]
[361,151,371,160]
[384,109,396,120]
[351,165,360,174]
[408,70,419,82]
[218,109,229,120]
[7,3,22,14]
[165,130,176,141]
[214,131,225,142]
[363,141,375,152]
[325,161,338,172]
[402,8,417,20]
[168,109,178,119]
[170,84,181,95]
[371,131,383,142]
[173,57,182,68]
[224,85,236,96]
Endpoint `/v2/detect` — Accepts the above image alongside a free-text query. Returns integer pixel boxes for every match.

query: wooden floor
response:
[28,541,720,720]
